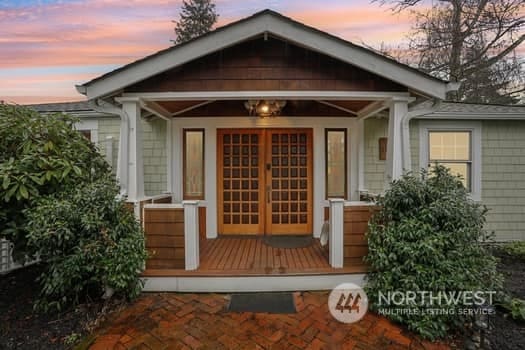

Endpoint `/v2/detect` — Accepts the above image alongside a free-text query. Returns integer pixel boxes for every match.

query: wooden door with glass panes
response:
[217,128,313,235]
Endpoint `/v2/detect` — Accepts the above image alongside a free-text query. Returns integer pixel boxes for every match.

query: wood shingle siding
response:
[144,207,185,269]
[126,37,407,94]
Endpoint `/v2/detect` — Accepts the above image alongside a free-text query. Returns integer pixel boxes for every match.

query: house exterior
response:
[30,10,525,292]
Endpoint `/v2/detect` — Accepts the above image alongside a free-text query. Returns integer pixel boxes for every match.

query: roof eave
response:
[79,11,452,101]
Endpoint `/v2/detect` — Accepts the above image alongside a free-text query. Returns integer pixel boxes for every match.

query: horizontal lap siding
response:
[482,121,525,241]
[144,208,185,269]
[343,206,376,266]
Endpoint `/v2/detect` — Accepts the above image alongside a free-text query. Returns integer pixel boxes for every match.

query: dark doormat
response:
[228,292,296,313]
[263,235,314,249]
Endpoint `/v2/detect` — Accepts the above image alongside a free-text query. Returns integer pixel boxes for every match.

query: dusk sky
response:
[0,0,421,104]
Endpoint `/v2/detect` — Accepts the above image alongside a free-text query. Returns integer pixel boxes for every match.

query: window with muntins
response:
[428,131,472,190]
[419,121,481,201]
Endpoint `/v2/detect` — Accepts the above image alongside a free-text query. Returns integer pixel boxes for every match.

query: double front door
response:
[218,128,313,235]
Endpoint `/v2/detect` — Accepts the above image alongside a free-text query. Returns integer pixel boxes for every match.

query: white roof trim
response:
[78,12,452,100]
[116,90,412,102]
[417,112,525,120]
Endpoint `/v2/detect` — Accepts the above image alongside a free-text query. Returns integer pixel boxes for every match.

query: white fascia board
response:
[263,16,449,99]
[118,91,411,102]
[82,13,450,100]
[83,16,273,100]
[417,112,525,120]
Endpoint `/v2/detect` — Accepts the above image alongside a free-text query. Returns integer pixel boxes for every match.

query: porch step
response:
[142,273,366,292]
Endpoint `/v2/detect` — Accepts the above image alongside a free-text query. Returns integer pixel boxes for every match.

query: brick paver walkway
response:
[89,292,451,349]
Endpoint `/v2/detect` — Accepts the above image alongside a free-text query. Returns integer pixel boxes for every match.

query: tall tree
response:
[173,0,218,44]
[377,0,525,103]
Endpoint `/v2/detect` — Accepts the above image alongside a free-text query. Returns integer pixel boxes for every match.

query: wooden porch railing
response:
[142,201,200,271]
[328,200,377,269]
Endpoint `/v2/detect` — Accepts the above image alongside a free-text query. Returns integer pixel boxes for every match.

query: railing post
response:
[183,200,199,270]
[329,199,345,268]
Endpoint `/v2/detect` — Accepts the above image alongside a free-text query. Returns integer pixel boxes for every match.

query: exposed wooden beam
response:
[316,100,357,116]
[172,100,216,116]
[140,100,171,121]
[356,100,387,120]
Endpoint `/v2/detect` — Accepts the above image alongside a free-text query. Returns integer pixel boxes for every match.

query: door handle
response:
[267,185,271,203]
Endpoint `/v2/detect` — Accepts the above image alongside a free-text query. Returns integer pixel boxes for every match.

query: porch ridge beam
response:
[117,91,412,102]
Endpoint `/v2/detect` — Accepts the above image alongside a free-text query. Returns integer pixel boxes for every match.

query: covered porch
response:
[75,10,456,290]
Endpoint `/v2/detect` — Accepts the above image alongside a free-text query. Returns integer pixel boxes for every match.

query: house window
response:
[183,129,205,200]
[325,129,347,198]
[79,130,92,141]
[428,131,471,189]
[420,121,481,201]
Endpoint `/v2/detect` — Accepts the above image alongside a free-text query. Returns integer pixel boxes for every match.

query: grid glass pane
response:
[270,131,309,225]
[428,131,471,190]
[221,131,260,225]
[429,131,470,161]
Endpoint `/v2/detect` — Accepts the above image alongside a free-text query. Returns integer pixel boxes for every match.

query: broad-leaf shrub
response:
[0,104,108,259]
[0,104,146,311]
[26,176,147,311]
[365,166,501,339]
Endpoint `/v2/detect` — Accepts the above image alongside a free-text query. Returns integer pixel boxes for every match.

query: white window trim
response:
[419,121,482,201]
[75,119,99,145]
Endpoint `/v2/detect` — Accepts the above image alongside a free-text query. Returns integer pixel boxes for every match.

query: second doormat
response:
[228,292,296,313]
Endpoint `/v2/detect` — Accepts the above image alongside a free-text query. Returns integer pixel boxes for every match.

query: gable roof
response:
[77,9,457,100]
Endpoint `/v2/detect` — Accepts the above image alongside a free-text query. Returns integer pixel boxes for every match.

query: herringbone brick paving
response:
[89,292,451,349]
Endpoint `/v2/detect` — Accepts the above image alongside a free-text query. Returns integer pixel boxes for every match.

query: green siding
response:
[410,119,525,241]
[142,118,167,196]
[409,119,420,173]
[364,118,388,194]
[482,120,525,241]
[95,117,167,196]
[97,117,120,172]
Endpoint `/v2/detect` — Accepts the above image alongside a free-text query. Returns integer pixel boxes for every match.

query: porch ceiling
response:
[153,99,374,117]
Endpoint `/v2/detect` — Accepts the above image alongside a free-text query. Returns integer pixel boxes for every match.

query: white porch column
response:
[349,120,363,201]
[329,198,345,268]
[385,99,408,183]
[122,100,144,205]
[183,200,199,270]
[116,111,129,196]
[104,136,114,168]
[357,119,365,196]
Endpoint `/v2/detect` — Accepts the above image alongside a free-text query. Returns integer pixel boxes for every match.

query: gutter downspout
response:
[401,99,442,172]
[88,98,129,197]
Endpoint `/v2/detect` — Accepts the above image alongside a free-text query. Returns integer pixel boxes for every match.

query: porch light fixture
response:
[244,100,286,118]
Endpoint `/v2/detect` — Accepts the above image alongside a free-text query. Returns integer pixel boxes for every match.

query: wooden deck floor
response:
[143,237,368,277]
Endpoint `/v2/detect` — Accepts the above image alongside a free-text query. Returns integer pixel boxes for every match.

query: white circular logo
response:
[328,283,369,323]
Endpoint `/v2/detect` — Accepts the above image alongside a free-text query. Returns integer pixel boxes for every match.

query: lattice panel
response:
[268,131,310,226]
[221,131,261,227]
